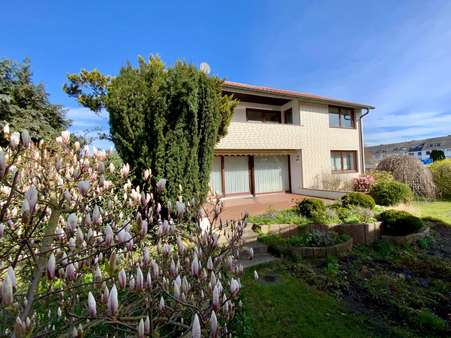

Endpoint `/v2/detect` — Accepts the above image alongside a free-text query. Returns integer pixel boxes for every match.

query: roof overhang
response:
[223,81,375,110]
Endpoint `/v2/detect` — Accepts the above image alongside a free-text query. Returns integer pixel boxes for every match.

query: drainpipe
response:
[359,108,370,173]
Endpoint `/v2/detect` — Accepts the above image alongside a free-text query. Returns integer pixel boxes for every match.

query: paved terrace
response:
[220,193,305,221]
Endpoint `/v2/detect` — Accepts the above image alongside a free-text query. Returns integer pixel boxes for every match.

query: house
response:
[209,81,374,199]
[365,135,451,168]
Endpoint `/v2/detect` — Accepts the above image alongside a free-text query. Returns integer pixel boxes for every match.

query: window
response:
[283,108,293,124]
[330,151,357,172]
[246,108,281,123]
[329,106,355,128]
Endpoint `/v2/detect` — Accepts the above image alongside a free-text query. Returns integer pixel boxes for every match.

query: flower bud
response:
[77,181,90,196]
[65,263,76,281]
[10,132,20,148]
[108,284,118,316]
[156,178,167,192]
[47,253,56,279]
[21,130,31,147]
[120,164,130,178]
[92,205,102,225]
[210,310,218,336]
[1,274,13,305]
[192,314,201,338]
[136,266,144,290]
[0,151,6,178]
[230,278,240,296]
[118,269,127,289]
[104,225,113,246]
[144,315,150,334]
[3,123,10,135]
[88,291,96,316]
[254,270,259,280]
[138,318,145,338]
[7,266,16,289]
[159,296,165,310]
[61,130,70,144]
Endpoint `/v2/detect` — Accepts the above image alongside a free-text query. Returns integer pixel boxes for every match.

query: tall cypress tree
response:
[64,56,236,205]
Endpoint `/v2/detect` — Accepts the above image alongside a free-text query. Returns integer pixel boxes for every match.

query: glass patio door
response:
[224,156,249,194]
[254,155,289,193]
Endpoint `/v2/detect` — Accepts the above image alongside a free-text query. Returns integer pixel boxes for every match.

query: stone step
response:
[239,253,278,269]
[240,241,268,258]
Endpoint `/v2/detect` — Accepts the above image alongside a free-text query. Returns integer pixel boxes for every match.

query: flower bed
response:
[259,229,352,258]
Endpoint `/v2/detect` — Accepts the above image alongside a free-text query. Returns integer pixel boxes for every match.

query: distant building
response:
[365,135,451,169]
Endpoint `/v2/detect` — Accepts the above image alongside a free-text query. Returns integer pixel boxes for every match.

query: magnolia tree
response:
[0,126,248,337]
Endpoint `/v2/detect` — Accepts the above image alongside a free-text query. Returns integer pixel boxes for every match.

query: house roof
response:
[223,81,375,110]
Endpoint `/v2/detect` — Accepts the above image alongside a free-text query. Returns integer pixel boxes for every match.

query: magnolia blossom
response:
[120,164,130,178]
[47,253,56,279]
[87,292,96,316]
[210,310,218,336]
[108,284,118,316]
[10,131,20,148]
[77,181,90,196]
[61,130,71,144]
[21,130,31,147]
[254,270,259,280]
[138,318,145,338]
[1,274,13,305]
[192,314,201,338]
[118,269,127,289]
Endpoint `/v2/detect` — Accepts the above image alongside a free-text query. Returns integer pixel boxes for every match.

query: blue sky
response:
[1,0,451,147]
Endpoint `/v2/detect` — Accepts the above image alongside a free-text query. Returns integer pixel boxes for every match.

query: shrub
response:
[369,170,395,183]
[429,158,451,198]
[64,56,238,205]
[296,198,326,218]
[352,175,375,192]
[369,181,413,206]
[0,127,244,337]
[430,150,445,162]
[378,210,424,236]
[341,192,376,209]
[376,155,436,198]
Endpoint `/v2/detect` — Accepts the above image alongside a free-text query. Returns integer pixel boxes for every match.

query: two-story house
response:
[209,81,374,198]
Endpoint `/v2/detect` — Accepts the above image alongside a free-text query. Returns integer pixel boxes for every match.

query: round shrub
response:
[296,198,326,218]
[378,209,424,236]
[376,155,436,198]
[429,158,451,198]
[369,181,413,206]
[368,170,395,183]
[341,192,376,209]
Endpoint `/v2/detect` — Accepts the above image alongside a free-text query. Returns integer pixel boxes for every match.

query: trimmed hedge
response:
[429,159,451,198]
[296,198,326,218]
[378,210,424,236]
[369,181,413,206]
[341,192,376,209]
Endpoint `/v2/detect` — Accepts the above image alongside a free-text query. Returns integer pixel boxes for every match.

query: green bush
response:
[296,198,326,218]
[248,209,308,225]
[429,158,451,198]
[341,192,376,209]
[378,210,424,236]
[369,181,413,206]
[288,230,350,247]
[368,170,394,183]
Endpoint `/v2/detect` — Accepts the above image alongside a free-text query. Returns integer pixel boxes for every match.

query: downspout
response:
[359,108,370,173]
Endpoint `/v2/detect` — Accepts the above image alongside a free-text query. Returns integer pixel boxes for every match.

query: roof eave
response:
[222,83,375,110]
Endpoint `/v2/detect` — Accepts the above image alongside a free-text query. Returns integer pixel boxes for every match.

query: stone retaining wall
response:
[292,238,353,258]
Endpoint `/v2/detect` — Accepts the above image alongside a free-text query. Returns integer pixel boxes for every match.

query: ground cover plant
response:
[248,208,309,226]
[0,126,246,337]
[246,218,450,337]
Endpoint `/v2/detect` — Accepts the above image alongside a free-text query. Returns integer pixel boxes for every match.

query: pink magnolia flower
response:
[118,269,127,289]
[1,274,13,305]
[191,314,201,338]
[108,284,118,316]
[210,310,218,336]
[47,253,56,280]
[87,292,96,317]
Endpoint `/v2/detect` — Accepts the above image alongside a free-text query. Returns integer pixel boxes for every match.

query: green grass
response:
[410,200,451,225]
[239,264,407,338]
[248,208,309,225]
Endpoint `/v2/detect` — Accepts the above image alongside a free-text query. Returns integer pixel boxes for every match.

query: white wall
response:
[216,100,363,192]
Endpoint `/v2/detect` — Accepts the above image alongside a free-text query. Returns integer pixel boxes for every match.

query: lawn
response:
[239,263,415,338]
[410,200,451,225]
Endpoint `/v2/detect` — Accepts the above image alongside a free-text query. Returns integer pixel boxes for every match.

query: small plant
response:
[288,230,350,247]
[369,170,395,183]
[369,181,413,206]
[323,257,340,277]
[297,198,326,218]
[378,210,424,236]
[352,175,375,192]
[341,192,376,209]
[249,208,309,225]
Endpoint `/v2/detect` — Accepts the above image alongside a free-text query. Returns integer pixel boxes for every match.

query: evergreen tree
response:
[0,58,69,140]
[64,56,236,204]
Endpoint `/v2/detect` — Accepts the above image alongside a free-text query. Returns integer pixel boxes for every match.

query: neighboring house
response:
[365,135,451,168]
[209,81,374,198]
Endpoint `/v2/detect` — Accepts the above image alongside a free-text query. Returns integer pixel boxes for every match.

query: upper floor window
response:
[246,108,281,123]
[283,108,293,124]
[329,106,355,128]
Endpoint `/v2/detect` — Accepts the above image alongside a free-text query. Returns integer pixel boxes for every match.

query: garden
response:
[241,156,451,337]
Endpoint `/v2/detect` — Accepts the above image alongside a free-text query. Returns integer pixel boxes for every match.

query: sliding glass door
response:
[254,155,289,193]
[209,156,223,195]
[224,156,249,194]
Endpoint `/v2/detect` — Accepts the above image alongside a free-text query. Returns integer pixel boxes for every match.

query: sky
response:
[1,0,451,147]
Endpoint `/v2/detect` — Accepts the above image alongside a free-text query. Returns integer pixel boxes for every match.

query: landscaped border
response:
[292,237,353,258]
[381,227,430,245]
